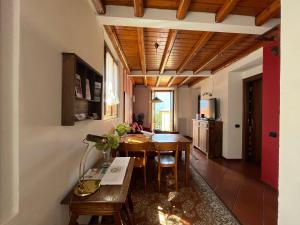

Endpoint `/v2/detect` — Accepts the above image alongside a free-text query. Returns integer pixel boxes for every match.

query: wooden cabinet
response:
[192,119,223,158]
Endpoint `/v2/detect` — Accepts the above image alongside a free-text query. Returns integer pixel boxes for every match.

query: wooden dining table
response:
[119,133,192,186]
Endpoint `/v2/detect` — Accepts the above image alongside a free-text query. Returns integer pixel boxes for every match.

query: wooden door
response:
[243,75,262,163]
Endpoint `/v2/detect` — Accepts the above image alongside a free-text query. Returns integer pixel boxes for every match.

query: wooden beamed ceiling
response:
[99,0,280,87]
[97,0,280,26]
[107,25,278,87]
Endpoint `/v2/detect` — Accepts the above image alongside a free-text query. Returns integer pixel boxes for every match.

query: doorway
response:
[243,74,262,164]
[151,90,174,132]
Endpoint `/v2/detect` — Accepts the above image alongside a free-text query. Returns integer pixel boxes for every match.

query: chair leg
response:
[174,166,178,192]
[158,166,161,192]
[143,166,147,192]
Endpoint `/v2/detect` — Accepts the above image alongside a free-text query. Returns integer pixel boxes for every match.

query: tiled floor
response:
[191,148,278,225]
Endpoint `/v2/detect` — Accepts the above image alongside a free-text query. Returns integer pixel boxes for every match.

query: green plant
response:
[115,123,131,136]
[94,134,120,151]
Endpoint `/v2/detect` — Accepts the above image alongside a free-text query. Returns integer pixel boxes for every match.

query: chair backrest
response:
[124,142,149,156]
[154,142,179,165]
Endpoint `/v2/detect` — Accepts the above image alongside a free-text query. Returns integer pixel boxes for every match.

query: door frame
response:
[242,73,263,161]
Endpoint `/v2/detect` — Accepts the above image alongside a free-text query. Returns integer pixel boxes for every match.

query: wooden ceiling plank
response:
[176,0,192,20]
[159,30,178,74]
[255,0,280,26]
[215,0,240,23]
[194,34,245,74]
[91,0,106,14]
[104,25,130,73]
[134,0,144,17]
[156,76,161,87]
[178,76,192,86]
[177,32,214,73]
[167,76,176,87]
[212,40,271,74]
[188,77,204,87]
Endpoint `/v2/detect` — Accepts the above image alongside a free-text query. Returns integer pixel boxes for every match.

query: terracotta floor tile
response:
[191,148,278,225]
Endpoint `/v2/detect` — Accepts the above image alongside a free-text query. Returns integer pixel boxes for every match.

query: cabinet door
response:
[199,123,209,153]
[192,122,198,146]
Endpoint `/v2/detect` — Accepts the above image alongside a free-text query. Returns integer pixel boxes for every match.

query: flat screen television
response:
[199,98,216,120]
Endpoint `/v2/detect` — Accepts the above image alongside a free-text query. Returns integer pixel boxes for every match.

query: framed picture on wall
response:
[75,74,83,98]
[85,79,91,100]
[94,81,101,102]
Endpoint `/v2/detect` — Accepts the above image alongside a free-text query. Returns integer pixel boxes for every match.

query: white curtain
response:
[105,51,119,105]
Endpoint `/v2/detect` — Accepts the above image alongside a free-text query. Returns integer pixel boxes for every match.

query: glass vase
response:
[102,148,111,168]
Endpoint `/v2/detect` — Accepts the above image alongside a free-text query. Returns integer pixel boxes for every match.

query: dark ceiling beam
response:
[167,76,176,87]
[104,25,130,73]
[134,0,144,17]
[156,76,161,87]
[255,0,280,26]
[215,0,240,23]
[178,77,191,86]
[137,28,147,86]
[159,30,178,74]
[176,0,192,20]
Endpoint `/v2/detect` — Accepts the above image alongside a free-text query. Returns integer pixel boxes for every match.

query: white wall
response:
[278,1,300,224]
[2,0,123,225]
[191,49,263,159]
[0,0,20,223]
[133,86,151,128]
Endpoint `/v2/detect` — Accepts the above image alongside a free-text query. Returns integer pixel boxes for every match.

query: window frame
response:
[103,44,119,120]
[151,90,175,132]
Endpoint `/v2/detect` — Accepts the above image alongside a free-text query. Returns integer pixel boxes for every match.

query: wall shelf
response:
[62,53,103,126]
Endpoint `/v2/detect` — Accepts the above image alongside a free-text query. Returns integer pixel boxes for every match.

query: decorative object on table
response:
[74,113,87,121]
[115,123,131,137]
[94,81,102,102]
[89,113,99,120]
[74,134,120,197]
[94,133,120,167]
[85,78,91,100]
[74,134,102,197]
[75,74,83,98]
[125,134,150,144]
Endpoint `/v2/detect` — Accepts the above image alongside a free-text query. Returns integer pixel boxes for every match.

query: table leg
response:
[68,213,79,225]
[185,144,191,186]
[128,186,134,211]
[124,200,134,225]
[114,211,122,225]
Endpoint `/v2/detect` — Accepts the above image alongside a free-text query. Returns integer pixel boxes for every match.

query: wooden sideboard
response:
[192,119,223,158]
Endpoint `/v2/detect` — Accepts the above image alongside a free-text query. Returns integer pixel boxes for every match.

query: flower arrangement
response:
[115,123,131,136]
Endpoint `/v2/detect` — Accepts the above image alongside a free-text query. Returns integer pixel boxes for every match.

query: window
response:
[104,47,119,118]
[152,90,174,131]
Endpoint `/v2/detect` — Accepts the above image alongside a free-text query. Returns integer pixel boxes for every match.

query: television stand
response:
[192,119,223,158]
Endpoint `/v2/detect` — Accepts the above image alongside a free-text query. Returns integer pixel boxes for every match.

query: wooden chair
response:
[154,142,179,192]
[124,142,148,191]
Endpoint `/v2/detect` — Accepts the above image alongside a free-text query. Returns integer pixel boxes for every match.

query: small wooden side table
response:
[61,158,135,225]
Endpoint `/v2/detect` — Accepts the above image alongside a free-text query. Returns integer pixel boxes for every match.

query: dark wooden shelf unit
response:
[62,53,103,126]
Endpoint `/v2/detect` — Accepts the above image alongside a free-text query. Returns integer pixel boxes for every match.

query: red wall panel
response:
[261,41,280,189]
